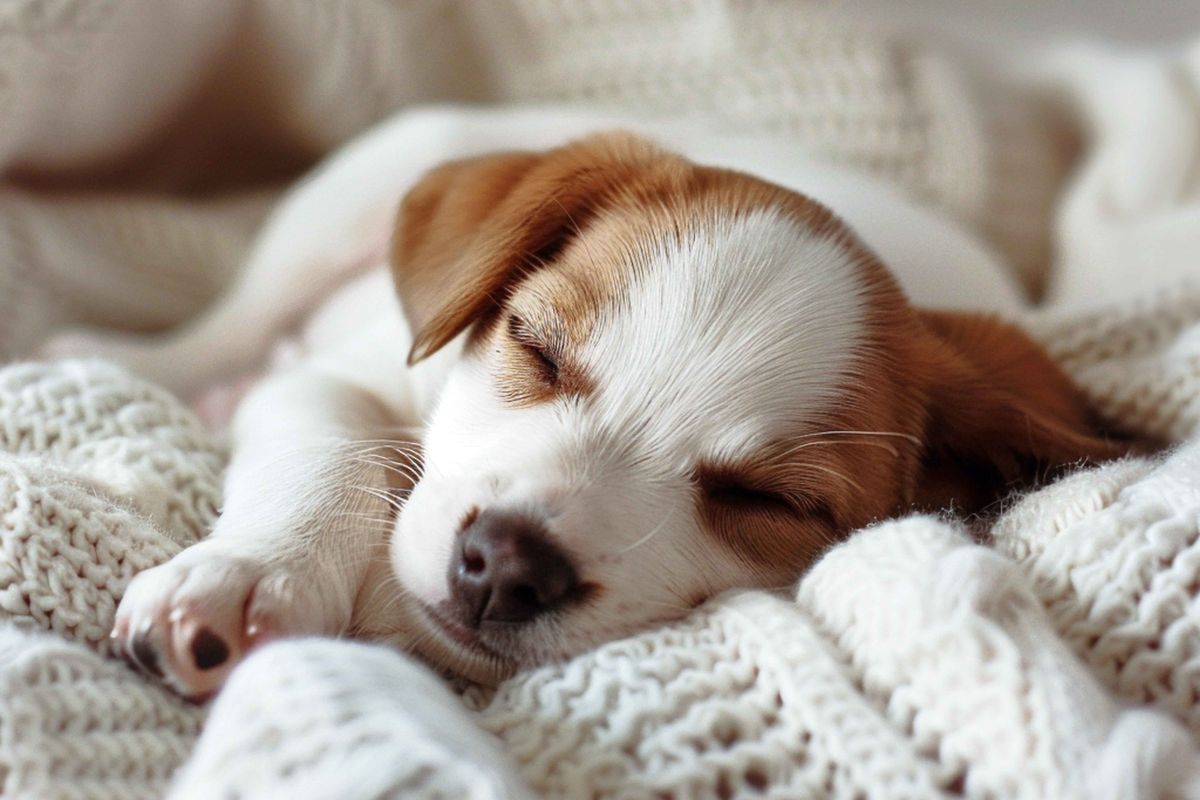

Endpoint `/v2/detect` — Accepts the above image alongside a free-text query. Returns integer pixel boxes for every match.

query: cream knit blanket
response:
[4,2,1200,799]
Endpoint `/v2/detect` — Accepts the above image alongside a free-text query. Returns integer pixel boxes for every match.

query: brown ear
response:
[390,133,665,365]
[912,310,1131,512]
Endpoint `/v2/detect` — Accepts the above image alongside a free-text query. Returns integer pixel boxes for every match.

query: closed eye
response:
[508,314,559,384]
[701,479,795,515]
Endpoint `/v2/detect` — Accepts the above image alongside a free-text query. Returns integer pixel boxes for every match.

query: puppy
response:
[46,107,1127,699]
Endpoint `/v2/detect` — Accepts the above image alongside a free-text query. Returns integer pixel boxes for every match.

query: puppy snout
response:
[449,509,578,626]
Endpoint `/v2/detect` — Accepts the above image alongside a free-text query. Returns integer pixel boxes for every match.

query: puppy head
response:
[387,133,1126,682]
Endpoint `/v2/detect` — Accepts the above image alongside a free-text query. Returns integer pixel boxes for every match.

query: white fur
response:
[48,105,1025,692]
[587,209,866,445]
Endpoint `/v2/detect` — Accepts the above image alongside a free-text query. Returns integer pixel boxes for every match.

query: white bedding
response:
[2,2,1200,799]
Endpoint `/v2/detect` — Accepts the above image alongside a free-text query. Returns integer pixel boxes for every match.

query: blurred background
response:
[2,0,1198,359]
[862,1,1200,51]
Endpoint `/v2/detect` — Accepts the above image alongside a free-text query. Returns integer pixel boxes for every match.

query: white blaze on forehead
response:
[582,208,867,459]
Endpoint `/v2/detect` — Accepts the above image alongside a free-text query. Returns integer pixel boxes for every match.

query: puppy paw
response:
[112,541,348,700]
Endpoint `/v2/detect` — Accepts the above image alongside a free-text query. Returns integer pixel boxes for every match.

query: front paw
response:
[112,541,349,700]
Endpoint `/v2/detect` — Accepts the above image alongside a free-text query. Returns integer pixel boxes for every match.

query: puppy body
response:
[62,107,1118,698]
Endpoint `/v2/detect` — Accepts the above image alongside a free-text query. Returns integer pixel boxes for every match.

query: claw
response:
[130,632,165,678]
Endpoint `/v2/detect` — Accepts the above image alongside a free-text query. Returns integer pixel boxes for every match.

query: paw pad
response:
[191,627,231,670]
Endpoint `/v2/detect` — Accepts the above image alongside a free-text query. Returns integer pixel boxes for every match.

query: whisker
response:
[617,505,675,554]
[802,463,866,495]
[347,484,409,511]
[775,438,901,458]
[349,457,423,484]
[795,429,922,446]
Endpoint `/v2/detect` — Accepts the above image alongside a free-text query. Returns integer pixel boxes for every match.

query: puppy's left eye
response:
[508,314,559,384]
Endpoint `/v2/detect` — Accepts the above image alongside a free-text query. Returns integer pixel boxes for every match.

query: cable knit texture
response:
[5,338,1200,799]
[4,2,1200,800]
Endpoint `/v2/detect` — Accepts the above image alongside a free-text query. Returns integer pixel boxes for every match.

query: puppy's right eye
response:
[507,314,559,385]
[703,481,794,515]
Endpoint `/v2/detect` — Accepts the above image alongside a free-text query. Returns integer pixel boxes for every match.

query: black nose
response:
[449,509,578,626]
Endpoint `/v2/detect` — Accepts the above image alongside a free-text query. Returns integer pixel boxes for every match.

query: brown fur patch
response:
[689,240,1132,570]
[904,310,1132,512]
[678,228,920,570]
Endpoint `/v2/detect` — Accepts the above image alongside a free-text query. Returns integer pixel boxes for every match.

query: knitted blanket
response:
[4,289,1200,800]
[4,2,1200,799]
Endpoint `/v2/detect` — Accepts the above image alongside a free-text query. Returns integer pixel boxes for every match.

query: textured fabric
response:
[1040,42,1200,307]
[0,361,218,799]
[3,282,1200,799]
[0,626,203,800]
[170,639,534,800]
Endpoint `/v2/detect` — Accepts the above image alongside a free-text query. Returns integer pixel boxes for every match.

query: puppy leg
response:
[40,190,393,397]
[39,111,446,395]
[111,360,414,699]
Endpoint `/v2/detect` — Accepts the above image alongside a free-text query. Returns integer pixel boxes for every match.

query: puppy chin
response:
[381,545,510,685]
[407,599,516,686]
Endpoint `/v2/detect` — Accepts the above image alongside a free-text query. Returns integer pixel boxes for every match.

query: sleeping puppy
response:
[46,107,1128,699]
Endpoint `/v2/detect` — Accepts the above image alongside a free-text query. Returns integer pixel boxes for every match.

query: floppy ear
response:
[912,310,1132,511]
[390,134,663,365]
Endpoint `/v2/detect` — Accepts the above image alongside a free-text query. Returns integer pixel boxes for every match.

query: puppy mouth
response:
[424,602,496,651]
[409,600,515,686]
